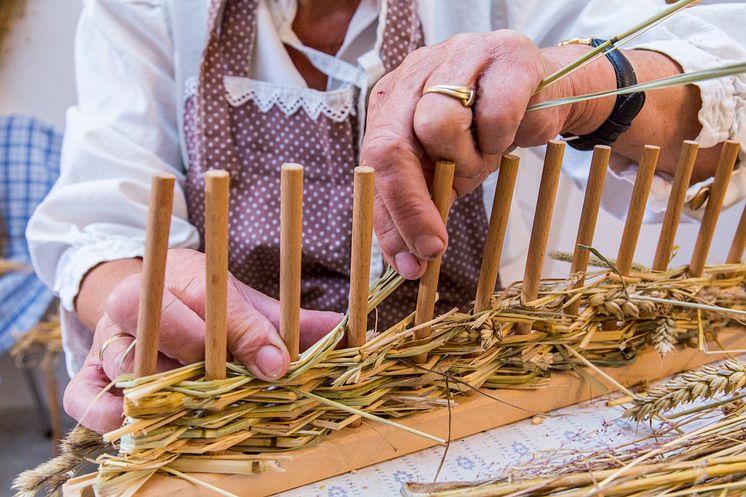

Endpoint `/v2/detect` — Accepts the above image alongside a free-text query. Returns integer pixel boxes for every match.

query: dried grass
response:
[46,262,746,496]
[403,360,746,497]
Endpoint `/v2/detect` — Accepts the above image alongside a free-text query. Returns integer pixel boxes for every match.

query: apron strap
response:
[379,0,424,73]
[195,0,259,175]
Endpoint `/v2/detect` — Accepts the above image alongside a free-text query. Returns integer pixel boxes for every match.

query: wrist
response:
[75,258,143,331]
[540,45,618,136]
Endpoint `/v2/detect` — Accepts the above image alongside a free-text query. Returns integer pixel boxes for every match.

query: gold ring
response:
[99,334,131,362]
[422,84,476,107]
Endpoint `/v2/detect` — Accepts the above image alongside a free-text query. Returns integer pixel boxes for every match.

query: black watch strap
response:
[567,38,646,151]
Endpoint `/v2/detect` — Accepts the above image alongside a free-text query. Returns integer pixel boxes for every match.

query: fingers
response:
[239,283,344,352]
[372,192,427,279]
[472,32,546,153]
[64,363,124,434]
[95,314,180,380]
[106,274,207,364]
[415,38,489,196]
[220,277,290,380]
[64,328,126,434]
[362,119,449,274]
[165,252,293,381]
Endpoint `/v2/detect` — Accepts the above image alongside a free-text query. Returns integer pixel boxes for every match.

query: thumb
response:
[239,282,343,351]
[224,278,291,381]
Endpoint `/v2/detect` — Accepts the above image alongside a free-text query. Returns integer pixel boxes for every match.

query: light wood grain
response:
[565,145,610,316]
[280,164,304,361]
[652,141,699,271]
[414,160,456,363]
[347,166,376,348]
[518,140,565,334]
[727,201,746,264]
[690,140,740,276]
[68,328,746,497]
[204,170,230,381]
[134,174,175,378]
[615,145,659,276]
[473,155,520,313]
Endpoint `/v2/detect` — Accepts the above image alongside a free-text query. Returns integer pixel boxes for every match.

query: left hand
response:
[361,30,614,279]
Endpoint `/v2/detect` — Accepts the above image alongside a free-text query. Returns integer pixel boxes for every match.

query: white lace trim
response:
[223,75,357,122]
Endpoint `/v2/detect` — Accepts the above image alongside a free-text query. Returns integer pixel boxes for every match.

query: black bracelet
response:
[565,38,646,151]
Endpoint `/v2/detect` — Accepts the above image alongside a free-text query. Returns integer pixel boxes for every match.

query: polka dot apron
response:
[183,0,489,330]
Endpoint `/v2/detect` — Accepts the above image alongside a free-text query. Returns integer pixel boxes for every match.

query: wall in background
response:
[0,0,81,128]
[0,0,742,283]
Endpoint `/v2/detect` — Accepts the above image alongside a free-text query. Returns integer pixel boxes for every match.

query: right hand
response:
[64,248,342,433]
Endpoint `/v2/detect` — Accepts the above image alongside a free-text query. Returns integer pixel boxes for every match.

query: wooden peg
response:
[690,140,740,277]
[347,166,376,348]
[134,174,175,378]
[280,163,304,361]
[727,201,746,264]
[615,145,659,277]
[204,170,230,380]
[652,141,699,271]
[473,154,520,313]
[414,160,456,364]
[565,145,610,316]
[518,140,565,334]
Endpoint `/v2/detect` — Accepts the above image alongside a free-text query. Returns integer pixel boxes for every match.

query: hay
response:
[71,262,746,495]
[402,360,746,497]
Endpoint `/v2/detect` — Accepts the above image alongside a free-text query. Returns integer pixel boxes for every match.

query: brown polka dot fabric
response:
[183,0,489,330]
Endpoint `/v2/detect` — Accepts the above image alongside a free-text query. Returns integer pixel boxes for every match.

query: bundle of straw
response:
[402,359,746,497]
[0,258,25,274]
[51,262,744,496]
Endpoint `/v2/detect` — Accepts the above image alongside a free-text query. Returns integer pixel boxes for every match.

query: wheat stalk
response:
[624,360,746,421]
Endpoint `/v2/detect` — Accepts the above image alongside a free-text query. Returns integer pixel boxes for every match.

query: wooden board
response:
[64,327,746,497]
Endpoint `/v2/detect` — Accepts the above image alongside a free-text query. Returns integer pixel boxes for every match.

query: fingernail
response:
[394,252,421,278]
[414,236,445,260]
[256,345,286,379]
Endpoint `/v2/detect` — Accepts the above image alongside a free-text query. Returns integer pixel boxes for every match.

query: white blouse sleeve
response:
[499,0,746,222]
[26,0,200,315]
[627,4,746,219]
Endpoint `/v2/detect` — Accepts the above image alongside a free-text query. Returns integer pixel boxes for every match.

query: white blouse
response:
[26,0,746,374]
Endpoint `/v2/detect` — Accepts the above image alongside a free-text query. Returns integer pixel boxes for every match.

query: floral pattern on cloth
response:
[276,390,701,497]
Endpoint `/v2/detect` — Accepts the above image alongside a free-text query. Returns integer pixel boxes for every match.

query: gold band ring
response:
[422,84,476,107]
[99,333,131,362]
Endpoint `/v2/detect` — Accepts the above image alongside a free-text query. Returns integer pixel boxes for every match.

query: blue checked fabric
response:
[0,115,61,353]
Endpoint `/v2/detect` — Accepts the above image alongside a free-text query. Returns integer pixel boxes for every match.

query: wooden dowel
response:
[414,160,456,363]
[347,166,375,348]
[652,141,699,271]
[518,140,565,334]
[615,145,659,277]
[280,163,304,362]
[204,170,230,380]
[690,140,740,276]
[727,201,746,264]
[473,154,520,314]
[134,174,175,378]
[565,145,611,316]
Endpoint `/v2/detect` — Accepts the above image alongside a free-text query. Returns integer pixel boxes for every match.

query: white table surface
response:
[276,389,658,497]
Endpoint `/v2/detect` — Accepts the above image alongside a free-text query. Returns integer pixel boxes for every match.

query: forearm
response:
[75,258,143,331]
[554,46,718,182]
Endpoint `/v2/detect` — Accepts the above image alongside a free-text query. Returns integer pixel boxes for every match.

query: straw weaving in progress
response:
[12,2,746,496]
[15,135,746,497]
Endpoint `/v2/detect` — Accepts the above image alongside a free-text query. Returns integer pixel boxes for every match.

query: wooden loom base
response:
[64,327,746,497]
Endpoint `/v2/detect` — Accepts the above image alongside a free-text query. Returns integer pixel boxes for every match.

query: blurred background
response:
[0,0,743,494]
[0,0,79,492]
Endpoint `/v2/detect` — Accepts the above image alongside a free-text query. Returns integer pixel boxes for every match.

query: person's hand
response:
[64,248,342,433]
[361,30,615,279]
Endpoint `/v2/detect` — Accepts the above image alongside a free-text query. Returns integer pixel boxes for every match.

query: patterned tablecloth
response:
[277,390,657,497]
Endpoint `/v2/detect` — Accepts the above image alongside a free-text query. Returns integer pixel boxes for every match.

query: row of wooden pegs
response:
[131,138,744,382]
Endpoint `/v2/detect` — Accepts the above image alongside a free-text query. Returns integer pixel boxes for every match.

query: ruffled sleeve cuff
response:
[53,237,147,313]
